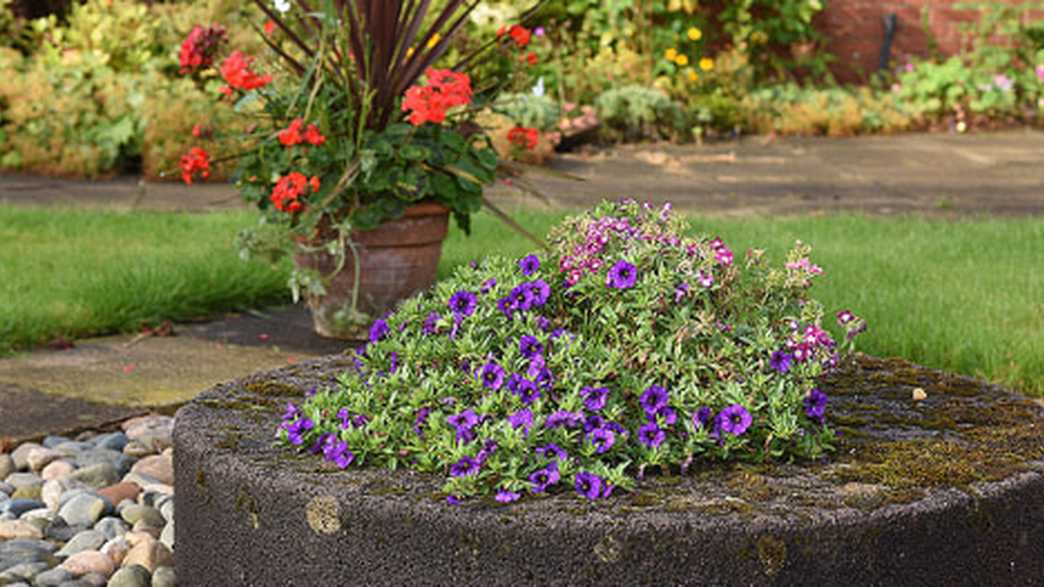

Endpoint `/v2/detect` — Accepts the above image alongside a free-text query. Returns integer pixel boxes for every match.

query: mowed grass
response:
[0,207,291,353]
[2,206,1040,395]
[447,209,1044,395]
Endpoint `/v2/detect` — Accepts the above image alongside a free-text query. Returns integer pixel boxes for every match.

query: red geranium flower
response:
[179,25,227,75]
[220,51,273,91]
[304,124,326,146]
[508,25,531,48]
[278,118,304,146]
[402,68,472,127]
[507,126,539,150]
[263,20,276,35]
[179,147,211,184]
[525,52,538,66]
[270,172,320,213]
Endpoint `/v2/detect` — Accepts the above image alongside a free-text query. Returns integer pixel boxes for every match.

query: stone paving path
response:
[1,130,1042,441]
[2,130,1042,216]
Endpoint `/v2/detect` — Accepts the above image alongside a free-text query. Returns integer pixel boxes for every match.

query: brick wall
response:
[815,0,1038,83]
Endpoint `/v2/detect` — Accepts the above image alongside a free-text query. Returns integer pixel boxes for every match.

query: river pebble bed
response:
[0,415,176,587]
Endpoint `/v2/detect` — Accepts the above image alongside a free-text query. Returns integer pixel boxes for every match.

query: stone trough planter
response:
[174,355,1044,586]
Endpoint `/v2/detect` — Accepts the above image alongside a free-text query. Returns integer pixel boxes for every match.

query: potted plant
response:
[176,0,545,339]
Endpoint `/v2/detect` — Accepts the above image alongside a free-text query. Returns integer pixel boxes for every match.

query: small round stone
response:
[10,443,42,471]
[159,521,174,549]
[41,435,71,449]
[56,529,106,558]
[61,550,115,578]
[151,566,176,587]
[129,455,173,486]
[4,472,43,492]
[91,432,128,453]
[93,517,129,541]
[26,448,63,473]
[29,566,73,587]
[107,564,151,587]
[0,454,16,480]
[120,505,165,528]
[100,537,130,566]
[68,463,120,489]
[58,494,108,527]
[0,561,49,583]
[3,498,44,517]
[40,460,76,481]
[0,519,43,540]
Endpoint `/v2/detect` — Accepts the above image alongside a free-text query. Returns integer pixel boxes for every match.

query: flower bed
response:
[274,201,865,504]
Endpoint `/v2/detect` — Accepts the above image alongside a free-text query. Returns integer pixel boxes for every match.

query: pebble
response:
[912,387,928,401]
[58,494,108,527]
[3,498,45,517]
[0,422,177,586]
[31,566,72,586]
[11,442,41,470]
[0,454,15,479]
[68,462,120,488]
[107,564,151,587]
[56,529,106,558]
[122,537,173,573]
[61,550,115,578]
[41,460,76,481]
[152,566,176,587]
[26,448,64,472]
[4,472,43,491]
[130,454,173,486]
[0,519,43,540]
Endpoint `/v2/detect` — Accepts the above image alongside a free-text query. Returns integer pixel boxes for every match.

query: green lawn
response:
[2,206,1041,395]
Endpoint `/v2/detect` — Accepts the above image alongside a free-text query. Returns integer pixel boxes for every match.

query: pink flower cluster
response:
[786,321,837,365]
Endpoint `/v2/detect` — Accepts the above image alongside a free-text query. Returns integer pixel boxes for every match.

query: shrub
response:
[595,84,686,141]
[276,201,866,503]
[493,92,562,131]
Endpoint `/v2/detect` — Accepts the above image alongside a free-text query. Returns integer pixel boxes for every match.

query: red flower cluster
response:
[220,51,273,92]
[507,126,539,151]
[270,172,321,213]
[498,24,532,48]
[179,147,211,184]
[277,118,326,147]
[178,25,227,75]
[402,68,473,126]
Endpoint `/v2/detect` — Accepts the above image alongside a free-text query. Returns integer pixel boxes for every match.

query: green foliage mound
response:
[277,201,865,503]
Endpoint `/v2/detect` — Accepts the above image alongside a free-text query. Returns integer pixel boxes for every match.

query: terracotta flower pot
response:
[293,202,450,339]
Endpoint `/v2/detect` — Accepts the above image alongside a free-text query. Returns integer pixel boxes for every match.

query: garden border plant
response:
[276,200,867,503]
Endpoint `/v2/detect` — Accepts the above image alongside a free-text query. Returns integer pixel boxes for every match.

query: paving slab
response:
[2,131,1042,217]
[0,384,144,444]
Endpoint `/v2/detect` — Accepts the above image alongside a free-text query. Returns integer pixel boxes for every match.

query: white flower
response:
[273,0,291,13]
[532,77,545,98]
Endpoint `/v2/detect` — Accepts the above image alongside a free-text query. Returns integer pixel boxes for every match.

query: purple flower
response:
[836,309,855,325]
[448,290,478,317]
[510,285,535,311]
[606,259,637,289]
[581,386,609,411]
[574,471,604,501]
[792,343,812,363]
[477,439,499,463]
[536,443,568,461]
[513,377,540,404]
[422,312,440,335]
[479,361,505,390]
[368,319,390,343]
[583,414,605,433]
[284,417,313,446]
[770,351,793,374]
[495,298,516,321]
[481,278,497,293]
[519,254,541,276]
[692,407,712,430]
[639,385,669,416]
[537,316,551,331]
[545,410,582,429]
[588,427,615,453]
[534,26,546,37]
[310,432,334,455]
[804,388,828,423]
[446,495,463,506]
[697,270,714,288]
[526,280,551,306]
[281,402,299,422]
[447,409,480,443]
[496,488,521,503]
[450,455,481,477]
[507,408,533,436]
[718,404,752,437]
[519,335,543,359]
[638,422,665,448]
[652,406,677,426]
[674,282,689,303]
[528,461,560,493]
[413,407,431,437]
[322,438,354,469]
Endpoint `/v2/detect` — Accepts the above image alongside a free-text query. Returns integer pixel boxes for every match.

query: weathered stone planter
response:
[174,355,1044,586]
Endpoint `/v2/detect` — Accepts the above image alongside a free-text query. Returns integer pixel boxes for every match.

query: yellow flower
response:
[687,27,702,41]
[686,68,699,82]
[699,57,714,71]
[406,46,415,58]
[426,33,441,50]
[664,48,678,61]
[674,54,689,67]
